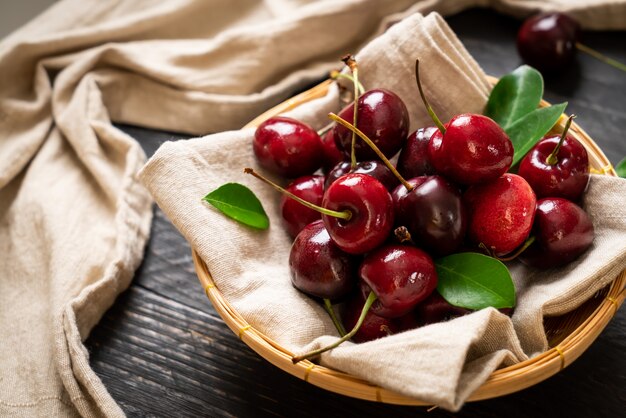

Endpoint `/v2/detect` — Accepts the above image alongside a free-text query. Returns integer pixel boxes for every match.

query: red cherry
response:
[320,129,345,172]
[322,173,394,254]
[517,13,580,74]
[280,175,324,238]
[340,294,399,343]
[518,118,589,201]
[253,116,323,178]
[428,114,513,185]
[359,244,437,318]
[289,220,358,300]
[520,198,594,269]
[325,160,399,192]
[396,126,438,179]
[464,173,537,256]
[333,89,409,161]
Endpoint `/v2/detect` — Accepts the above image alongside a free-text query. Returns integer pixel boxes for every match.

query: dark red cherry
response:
[320,129,345,172]
[520,198,594,269]
[340,294,400,343]
[464,174,537,256]
[325,160,399,191]
[280,175,324,238]
[428,114,513,185]
[518,134,589,201]
[289,220,358,300]
[322,173,394,254]
[253,116,323,177]
[392,175,466,256]
[517,13,580,74]
[334,89,409,160]
[397,126,438,179]
[414,291,472,326]
[359,244,437,318]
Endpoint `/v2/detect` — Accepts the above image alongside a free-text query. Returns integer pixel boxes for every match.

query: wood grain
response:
[85,9,626,417]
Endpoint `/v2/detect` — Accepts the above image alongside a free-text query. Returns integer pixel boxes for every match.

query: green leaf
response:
[203,183,269,229]
[506,102,568,167]
[485,65,544,129]
[436,253,515,310]
[616,156,626,178]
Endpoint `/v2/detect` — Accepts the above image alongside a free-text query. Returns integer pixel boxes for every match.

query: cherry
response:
[518,115,589,201]
[520,198,594,269]
[517,13,580,74]
[464,173,537,256]
[359,244,437,318]
[392,175,466,256]
[396,126,438,179]
[253,116,323,178]
[324,160,399,192]
[281,175,324,238]
[320,129,345,172]
[414,60,513,185]
[289,220,358,300]
[333,89,409,161]
[246,169,394,255]
[322,173,394,254]
[341,293,419,343]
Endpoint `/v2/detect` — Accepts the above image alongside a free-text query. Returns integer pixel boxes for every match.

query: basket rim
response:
[191,77,626,406]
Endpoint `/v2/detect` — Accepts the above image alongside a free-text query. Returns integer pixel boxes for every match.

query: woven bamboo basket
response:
[192,77,626,405]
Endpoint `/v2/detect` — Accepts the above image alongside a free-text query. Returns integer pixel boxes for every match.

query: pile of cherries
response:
[248,58,594,363]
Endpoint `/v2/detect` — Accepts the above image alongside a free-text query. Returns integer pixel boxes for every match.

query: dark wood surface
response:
[85,9,626,418]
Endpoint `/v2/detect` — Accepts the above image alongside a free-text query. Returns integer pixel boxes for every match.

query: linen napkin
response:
[3,0,626,417]
[139,12,626,411]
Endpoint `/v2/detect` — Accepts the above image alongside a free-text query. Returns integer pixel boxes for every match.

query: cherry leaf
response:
[203,183,269,229]
[436,253,516,310]
[616,156,626,178]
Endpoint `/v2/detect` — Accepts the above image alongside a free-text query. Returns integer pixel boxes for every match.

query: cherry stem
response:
[317,122,334,137]
[546,114,575,166]
[244,168,351,220]
[328,112,414,191]
[497,236,536,262]
[329,71,365,95]
[394,226,414,245]
[323,298,346,337]
[575,42,626,73]
[342,54,360,171]
[415,59,446,135]
[292,291,377,364]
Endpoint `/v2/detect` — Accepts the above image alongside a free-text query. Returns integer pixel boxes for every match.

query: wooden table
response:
[85,9,626,417]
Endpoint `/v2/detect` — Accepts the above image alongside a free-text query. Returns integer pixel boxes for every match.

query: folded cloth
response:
[139,13,626,411]
[3,0,626,416]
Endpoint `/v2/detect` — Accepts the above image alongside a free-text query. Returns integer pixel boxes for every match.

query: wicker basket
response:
[192,77,626,405]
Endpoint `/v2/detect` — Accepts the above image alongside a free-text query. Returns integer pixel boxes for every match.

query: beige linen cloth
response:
[2,0,626,417]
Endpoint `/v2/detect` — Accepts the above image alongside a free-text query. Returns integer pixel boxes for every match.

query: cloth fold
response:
[2,0,626,416]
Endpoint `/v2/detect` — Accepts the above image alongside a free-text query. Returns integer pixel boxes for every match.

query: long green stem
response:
[342,54,360,170]
[330,71,366,95]
[415,59,446,135]
[497,236,536,262]
[546,115,575,166]
[576,42,626,73]
[292,291,377,364]
[323,298,346,337]
[244,168,351,220]
[328,113,414,191]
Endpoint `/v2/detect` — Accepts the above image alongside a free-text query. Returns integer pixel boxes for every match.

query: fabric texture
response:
[2,0,625,416]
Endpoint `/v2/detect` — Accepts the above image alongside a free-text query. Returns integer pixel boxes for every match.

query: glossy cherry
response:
[280,175,324,238]
[325,160,399,192]
[320,129,345,172]
[517,13,580,74]
[396,126,438,179]
[464,173,537,256]
[359,244,437,318]
[333,89,410,161]
[322,173,395,254]
[413,60,513,185]
[253,116,323,178]
[289,220,358,300]
[520,198,594,269]
[518,116,589,201]
[392,175,467,256]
